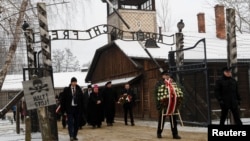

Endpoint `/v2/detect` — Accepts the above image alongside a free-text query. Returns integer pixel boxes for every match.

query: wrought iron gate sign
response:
[22,76,56,110]
[49,24,174,45]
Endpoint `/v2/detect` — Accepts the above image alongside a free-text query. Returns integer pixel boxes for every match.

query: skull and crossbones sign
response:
[29,79,49,95]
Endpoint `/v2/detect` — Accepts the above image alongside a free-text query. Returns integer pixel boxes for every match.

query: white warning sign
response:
[22,76,56,110]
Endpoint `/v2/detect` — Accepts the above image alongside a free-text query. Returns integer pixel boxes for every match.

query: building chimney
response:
[197,13,206,33]
[214,4,226,39]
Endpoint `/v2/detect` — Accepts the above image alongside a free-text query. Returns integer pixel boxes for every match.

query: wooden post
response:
[226,8,237,124]
[16,103,20,134]
[24,25,40,133]
[37,107,51,140]
[37,3,58,140]
[25,116,31,141]
[175,32,184,84]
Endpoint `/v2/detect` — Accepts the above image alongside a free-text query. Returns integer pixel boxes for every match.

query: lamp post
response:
[22,21,41,133]
[176,19,184,84]
[22,21,30,31]
[177,19,185,33]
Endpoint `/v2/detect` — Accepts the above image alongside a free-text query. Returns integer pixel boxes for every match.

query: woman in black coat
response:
[87,84,104,128]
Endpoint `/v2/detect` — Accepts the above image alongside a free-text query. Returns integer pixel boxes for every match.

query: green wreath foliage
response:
[154,81,184,111]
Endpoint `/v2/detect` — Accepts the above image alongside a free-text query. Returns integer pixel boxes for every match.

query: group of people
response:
[56,65,243,141]
[58,77,136,141]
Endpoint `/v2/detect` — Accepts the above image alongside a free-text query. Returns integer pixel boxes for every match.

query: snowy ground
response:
[0,112,249,141]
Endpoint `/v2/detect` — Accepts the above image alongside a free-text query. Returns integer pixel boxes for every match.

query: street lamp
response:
[22,21,29,31]
[177,19,185,33]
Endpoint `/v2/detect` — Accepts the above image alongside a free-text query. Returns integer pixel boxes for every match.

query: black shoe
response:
[157,134,162,138]
[125,123,128,125]
[131,123,135,126]
[173,135,181,139]
[73,137,78,140]
[70,137,74,141]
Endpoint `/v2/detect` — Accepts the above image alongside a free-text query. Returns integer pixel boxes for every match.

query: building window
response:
[141,0,152,10]
[109,0,153,14]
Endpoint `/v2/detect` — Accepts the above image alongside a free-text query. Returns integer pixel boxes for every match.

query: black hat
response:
[105,81,112,86]
[161,70,170,75]
[87,84,92,89]
[222,66,232,72]
[71,77,77,82]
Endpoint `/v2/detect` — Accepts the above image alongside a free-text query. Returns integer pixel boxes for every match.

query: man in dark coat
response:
[154,70,181,139]
[214,66,243,125]
[102,81,118,126]
[60,77,84,141]
[121,83,135,126]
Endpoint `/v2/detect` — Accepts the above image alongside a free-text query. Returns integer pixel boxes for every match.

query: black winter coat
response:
[60,85,84,115]
[214,75,241,109]
[87,92,104,124]
[121,88,136,106]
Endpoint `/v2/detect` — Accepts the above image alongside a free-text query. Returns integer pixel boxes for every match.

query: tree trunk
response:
[0,0,28,91]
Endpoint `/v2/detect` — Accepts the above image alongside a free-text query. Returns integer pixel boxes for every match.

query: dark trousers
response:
[62,114,67,128]
[220,106,242,125]
[13,111,16,121]
[157,110,178,136]
[105,104,115,124]
[67,106,80,138]
[123,103,134,124]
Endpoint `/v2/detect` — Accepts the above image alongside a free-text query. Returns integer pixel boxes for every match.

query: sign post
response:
[22,77,56,110]
[22,76,56,140]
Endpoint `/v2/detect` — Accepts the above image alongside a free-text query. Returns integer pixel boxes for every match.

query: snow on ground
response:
[0,112,249,141]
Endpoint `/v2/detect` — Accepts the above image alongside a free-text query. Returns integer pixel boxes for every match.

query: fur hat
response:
[93,84,98,89]
[105,81,112,86]
[161,70,170,75]
[87,84,92,89]
[222,66,232,72]
[71,77,77,82]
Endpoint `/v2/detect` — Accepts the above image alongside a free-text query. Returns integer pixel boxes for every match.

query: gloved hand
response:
[238,101,241,106]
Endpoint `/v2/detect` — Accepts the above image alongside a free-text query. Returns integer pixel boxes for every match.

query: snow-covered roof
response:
[93,75,139,87]
[1,72,89,91]
[114,31,250,61]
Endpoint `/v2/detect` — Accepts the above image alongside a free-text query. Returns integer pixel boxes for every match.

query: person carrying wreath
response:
[120,83,135,126]
[154,70,182,139]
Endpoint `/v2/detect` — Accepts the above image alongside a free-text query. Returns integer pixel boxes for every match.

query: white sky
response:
[49,0,216,65]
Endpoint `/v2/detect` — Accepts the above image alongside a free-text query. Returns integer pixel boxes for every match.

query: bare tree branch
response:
[0,0,28,91]
[0,23,9,34]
